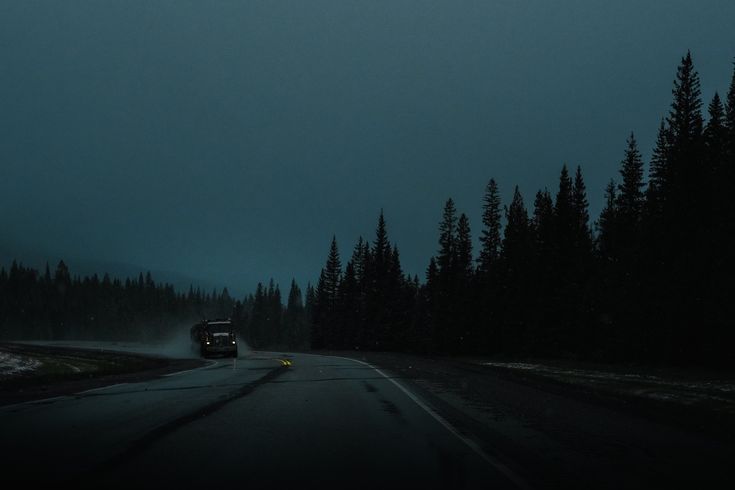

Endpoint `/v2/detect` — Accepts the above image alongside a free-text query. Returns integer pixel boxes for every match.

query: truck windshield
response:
[206,324,232,334]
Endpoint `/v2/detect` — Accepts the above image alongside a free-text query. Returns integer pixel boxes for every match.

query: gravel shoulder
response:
[0,342,205,407]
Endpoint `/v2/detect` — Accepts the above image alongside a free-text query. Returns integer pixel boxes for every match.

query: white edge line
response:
[317,353,531,490]
[77,382,129,395]
[0,395,70,412]
[0,359,218,411]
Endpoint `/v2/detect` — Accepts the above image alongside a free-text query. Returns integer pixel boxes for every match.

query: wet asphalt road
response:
[0,350,521,489]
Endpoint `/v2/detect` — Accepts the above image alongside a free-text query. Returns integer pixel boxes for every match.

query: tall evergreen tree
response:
[283,280,304,348]
[338,261,359,349]
[454,213,475,352]
[666,51,704,231]
[455,214,473,281]
[657,52,705,363]
[572,166,593,253]
[533,189,554,259]
[704,93,726,165]
[554,165,576,256]
[437,198,457,276]
[311,269,328,349]
[351,237,367,286]
[498,186,531,353]
[324,236,342,308]
[646,120,671,218]
[477,178,502,275]
[617,133,646,224]
[502,187,530,270]
[430,198,459,352]
[312,236,342,349]
[726,60,735,159]
[704,93,726,238]
[372,210,390,271]
[667,51,703,153]
[597,180,619,259]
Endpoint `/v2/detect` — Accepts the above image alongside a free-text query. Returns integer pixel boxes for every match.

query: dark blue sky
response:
[1,1,734,296]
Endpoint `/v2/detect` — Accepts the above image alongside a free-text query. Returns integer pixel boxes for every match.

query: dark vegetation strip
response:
[0,342,203,406]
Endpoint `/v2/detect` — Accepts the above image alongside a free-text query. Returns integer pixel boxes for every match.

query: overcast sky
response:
[1,1,734,296]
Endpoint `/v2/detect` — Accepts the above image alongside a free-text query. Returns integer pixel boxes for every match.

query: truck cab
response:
[190,319,238,358]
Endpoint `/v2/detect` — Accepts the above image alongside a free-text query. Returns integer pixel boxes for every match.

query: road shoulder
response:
[0,342,205,407]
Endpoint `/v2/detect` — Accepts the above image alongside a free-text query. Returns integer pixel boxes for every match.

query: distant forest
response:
[2,53,733,366]
[0,261,310,349]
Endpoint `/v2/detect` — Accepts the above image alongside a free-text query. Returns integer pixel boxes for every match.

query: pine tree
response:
[572,166,593,253]
[668,51,703,153]
[431,198,459,353]
[657,52,704,363]
[704,85,734,364]
[499,186,530,354]
[726,60,735,160]
[385,244,410,350]
[533,189,554,259]
[454,213,475,353]
[351,236,367,285]
[704,93,726,232]
[704,93,726,165]
[455,214,473,280]
[723,61,735,246]
[338,261,359,349]
[304,283,315,348]
[502,187,530,272]
[722,62,735,247]
[269,283,282,346]
[249,282,266,348]
[646,120,671,218]
[666,51,704,232]
[477,178,502,275]
[617,133,646,226]
[554,165,575,250]
[284,280,304,349]
[437,198,457,276]
[597,180,619,259]
[425,257,438,292]
[311,237,343,349]
[363,212,395,350]
[324,235,342,309]
[312,270,328,349]
[373,210,390,272]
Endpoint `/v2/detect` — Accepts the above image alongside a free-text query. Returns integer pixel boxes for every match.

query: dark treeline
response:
[232,279,312,350]
[0,260,236,340]
[0,258,312,348]
[311,53,735,366]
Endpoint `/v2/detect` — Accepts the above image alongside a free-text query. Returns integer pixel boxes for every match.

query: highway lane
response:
[0,350,522,489]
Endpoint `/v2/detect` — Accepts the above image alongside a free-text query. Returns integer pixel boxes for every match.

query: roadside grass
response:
[0,344,165,389]
[468,357,735,416]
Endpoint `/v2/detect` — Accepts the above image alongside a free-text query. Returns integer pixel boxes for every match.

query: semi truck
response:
[190,319,238,358]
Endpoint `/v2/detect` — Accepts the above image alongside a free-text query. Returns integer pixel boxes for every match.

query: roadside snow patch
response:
[481,361,735,406]
[0,352,42,376]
